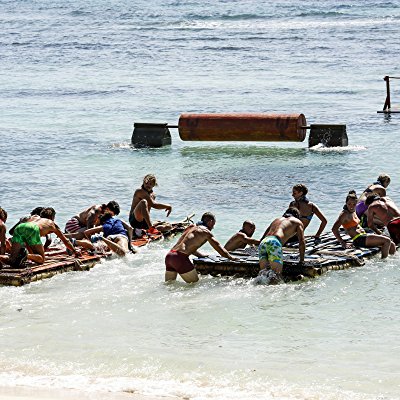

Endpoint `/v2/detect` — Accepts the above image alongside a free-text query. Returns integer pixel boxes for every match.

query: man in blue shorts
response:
[259,207,305,279]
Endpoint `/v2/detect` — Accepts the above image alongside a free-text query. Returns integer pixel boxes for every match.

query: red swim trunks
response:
[165,250,195,274]
[387,218,400,244]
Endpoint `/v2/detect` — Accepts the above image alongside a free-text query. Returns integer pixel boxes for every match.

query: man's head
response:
[365,193,381,206]
[0,207,7,223]
[40,207,56,221]
[201,212,216,230]
[241,220,256,237]
[282,207,301,220]
[31,207,44,216]
[142,174,158,192]
[106,201,120,216]
[377,173,391,188]
[292,184,308,200]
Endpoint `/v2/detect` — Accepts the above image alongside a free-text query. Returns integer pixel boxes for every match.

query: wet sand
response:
[0,386,174,400]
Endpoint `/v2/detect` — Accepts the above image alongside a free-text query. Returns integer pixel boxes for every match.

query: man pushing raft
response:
[165,212,237,283]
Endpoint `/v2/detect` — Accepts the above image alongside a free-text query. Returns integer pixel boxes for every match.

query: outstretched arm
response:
[83,226,103,240]
[242,236,261,246]
[207,234,237,260]
[312,204,327,238]
[332,215,351,249]
[296,223,305,262]
[52,224,79,255]
[260,224,271,241]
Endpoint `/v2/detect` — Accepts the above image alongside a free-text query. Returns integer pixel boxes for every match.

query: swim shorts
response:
[165,250,195,274]
[12,222,42,246]
[129,214,149,230]
[356,201,368,218]
[65,217,85,233]
[258,236,283,265]
[107,234,128,242]
[352,233,368,248]
[387,218,400,244]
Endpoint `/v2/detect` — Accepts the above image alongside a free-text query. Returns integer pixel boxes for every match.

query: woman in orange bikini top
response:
[331,190,395,258]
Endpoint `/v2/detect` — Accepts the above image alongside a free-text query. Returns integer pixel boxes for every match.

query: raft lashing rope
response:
[131,113,348,148]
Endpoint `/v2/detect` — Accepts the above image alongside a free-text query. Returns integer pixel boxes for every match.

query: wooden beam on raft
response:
[193,231,381,281]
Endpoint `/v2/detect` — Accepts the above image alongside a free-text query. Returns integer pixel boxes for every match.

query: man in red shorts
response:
[165,212,237,283]
[366,194,400,244]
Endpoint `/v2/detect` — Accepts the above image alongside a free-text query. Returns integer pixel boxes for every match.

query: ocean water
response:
[1,1,400,399]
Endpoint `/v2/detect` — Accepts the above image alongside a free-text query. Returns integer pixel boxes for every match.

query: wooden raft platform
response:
[194,231,381,280]
[0,221,189,287]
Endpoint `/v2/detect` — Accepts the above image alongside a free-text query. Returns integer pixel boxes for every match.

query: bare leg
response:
[101,237,126,256]
[365,234,392,258]
[134,200,152,228]
[165,271,178,281]
[180,269,199,283]
[389,241,396,255]
[27,244,45,264]
[259,259,270,270]
[65,231,86,240]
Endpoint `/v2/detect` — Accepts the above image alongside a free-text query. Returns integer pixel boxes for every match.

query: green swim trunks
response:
[258,235,283,265]
[12,222,42,246]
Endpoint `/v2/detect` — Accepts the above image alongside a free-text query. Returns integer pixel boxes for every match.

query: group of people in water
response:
[1,173,399,284]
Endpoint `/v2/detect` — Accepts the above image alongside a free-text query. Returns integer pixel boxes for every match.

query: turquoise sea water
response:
[1,1,400,399]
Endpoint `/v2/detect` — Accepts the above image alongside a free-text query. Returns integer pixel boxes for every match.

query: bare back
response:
[172,225,210,255]
[368,197,400,226]
[266,217,303,245]
[359,184,386,203]
[75,205,102,226]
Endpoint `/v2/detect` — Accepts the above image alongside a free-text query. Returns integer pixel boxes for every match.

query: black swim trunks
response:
[352,233,367,248]
[129,214,149,230]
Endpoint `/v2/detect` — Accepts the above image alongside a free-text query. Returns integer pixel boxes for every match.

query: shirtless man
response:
[0,207,8,256]
[81,203,136,257]
[165,212,237,283]
[0,207,78,268]
[224,220,260,251]
[259,207,305,277]
[366,194,400,244]
[65,202,116,239]
[129,174,172,235]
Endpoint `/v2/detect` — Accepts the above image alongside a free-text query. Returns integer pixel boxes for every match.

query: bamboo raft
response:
[0,221,190,287]
[194,231,382,281]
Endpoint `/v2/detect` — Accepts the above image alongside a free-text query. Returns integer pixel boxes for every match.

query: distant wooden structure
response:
[377,76,400,114]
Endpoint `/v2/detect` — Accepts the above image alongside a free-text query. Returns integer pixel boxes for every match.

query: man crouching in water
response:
[258,207,305,282]
[165,212,237,283]
[224,220,260,251]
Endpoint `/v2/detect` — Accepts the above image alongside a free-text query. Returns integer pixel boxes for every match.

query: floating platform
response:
[0,221,190,287]
[194,231,381,281]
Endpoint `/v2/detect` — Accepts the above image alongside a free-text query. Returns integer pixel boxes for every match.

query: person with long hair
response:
[332,190,395,258]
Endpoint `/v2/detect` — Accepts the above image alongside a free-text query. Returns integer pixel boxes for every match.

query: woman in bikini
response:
[332,190,395,258]
[289,184,327,243]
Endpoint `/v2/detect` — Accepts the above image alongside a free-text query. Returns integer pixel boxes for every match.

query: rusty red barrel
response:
[178,113,307,142]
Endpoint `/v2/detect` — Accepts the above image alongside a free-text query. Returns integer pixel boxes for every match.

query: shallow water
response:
[1,1,400,399]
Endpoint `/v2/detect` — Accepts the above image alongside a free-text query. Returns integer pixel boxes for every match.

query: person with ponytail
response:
[332,190,395,258]
[289,184,327,244]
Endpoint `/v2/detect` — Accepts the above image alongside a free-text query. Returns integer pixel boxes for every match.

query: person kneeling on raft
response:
[332,190,395,258]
